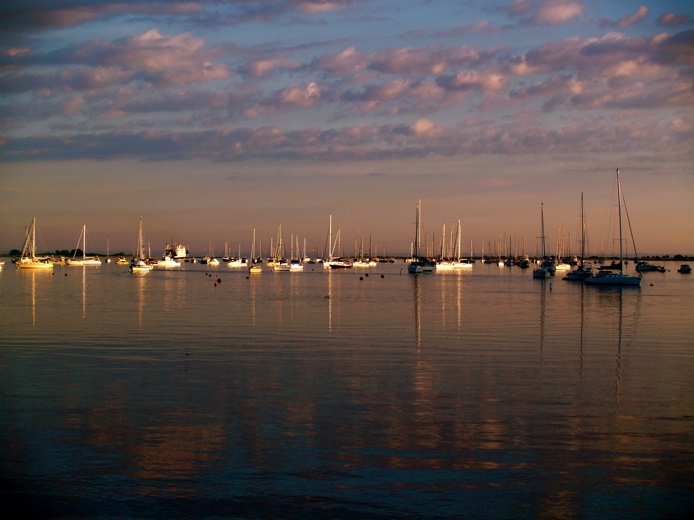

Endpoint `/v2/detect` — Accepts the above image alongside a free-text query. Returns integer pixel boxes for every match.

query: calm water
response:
[2,261,693,519]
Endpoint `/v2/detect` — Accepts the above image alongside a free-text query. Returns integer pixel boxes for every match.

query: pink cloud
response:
[657,13,690,27]
[312,46,374,78]
[369,45,481,76]
[505,0,584,26]
[277,81,322,108]
[599,5,650,28]
[240,56,300,77]
[41,29,232,88]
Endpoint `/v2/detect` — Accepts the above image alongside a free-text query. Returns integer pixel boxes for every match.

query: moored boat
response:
[585,169,641,287]
[564,193,593,282]
[129,215,153,273]
[408,199,434,274]
[635,261,666,273]
[17,218,53,270]
[66,225,101,266]
[533,204,552,279]
[677,264,691,274]
[151,255,180,268]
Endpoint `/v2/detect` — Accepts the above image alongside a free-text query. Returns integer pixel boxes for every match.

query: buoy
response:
[650,283,654,286]
[65,273,68,276]
[360,276,363,280]
[381,274,384,278]
[217,278,221,283]
[214,282,217,287]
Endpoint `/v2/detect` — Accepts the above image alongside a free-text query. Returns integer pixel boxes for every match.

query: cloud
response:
[0,1,363,34]
[2,115,690,163]
[1,29,233,93]
[238,55,301,78]
[599,5,649,28]
[436,21,504,37]
[0,2,203,33]
[504,0,584,26]
[369,46,481,76]
[312,44,484,80]
[657,13,690,27]
[436,71,508,93]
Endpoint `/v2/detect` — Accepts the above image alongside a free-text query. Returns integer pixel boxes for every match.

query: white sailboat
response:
[129,215,153,273]
[17,217,53,269]
[452,220,473,268]
[249,229,262,273]
[585,169,641,287]
[66,225,101,266]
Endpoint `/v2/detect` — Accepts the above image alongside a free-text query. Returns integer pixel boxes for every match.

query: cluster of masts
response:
[6,171,666,285]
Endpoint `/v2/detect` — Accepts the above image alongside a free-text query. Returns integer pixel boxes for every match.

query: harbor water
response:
[1,261,693,519]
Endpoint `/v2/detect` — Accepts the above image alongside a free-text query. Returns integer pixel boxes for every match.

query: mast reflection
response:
[412,274,421,353]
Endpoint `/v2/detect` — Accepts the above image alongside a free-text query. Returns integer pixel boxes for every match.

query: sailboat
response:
[227,244,246,268]
[408,199,434,274]
[452,220,473,268]
[533,204,552,279]
[585,169,641,286]
[564,193,593,281]
[205,242,220,266]
[129,215,153,273]
[271,224,291,271]
[249,229,262,273]
[17,217,53,269]
[67,225,101,266]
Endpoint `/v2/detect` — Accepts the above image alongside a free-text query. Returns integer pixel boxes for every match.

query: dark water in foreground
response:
[1,261,693,519]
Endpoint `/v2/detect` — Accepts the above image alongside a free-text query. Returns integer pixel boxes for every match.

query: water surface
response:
[2,261,693,519]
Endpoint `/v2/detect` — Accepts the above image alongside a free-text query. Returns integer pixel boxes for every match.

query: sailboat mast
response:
[616,169,623,273]
[414,199,421,259]
[138,215,144,259]
[540,203,546,258]
[580,193,585,265]
[32,218,36,257]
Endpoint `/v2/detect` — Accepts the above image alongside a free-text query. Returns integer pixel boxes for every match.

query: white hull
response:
[67,257,101,266]
[18,218,53,269]
[18,259,53,270]
[152,258,180,268]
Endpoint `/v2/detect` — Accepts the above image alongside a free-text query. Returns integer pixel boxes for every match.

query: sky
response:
[1,0,693,257]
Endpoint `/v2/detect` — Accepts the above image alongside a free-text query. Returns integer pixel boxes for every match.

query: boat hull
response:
[584,272,641,286]
[18,260,53,269]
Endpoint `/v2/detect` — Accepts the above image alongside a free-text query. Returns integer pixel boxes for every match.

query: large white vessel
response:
[164,242,188,259]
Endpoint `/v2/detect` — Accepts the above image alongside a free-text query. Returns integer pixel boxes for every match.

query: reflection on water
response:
[1,262,692,519]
